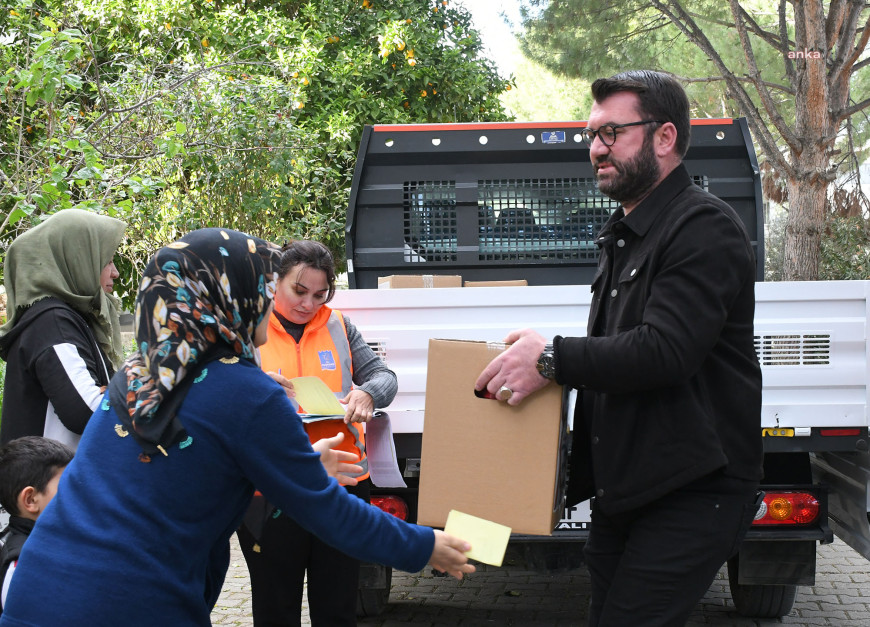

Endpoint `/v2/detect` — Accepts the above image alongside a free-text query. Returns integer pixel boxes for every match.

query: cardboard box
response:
[464,279,529,287]
[418,339,568,535]
[377,275,462,289]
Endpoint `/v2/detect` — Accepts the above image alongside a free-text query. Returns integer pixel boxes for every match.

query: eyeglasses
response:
[581,120,665,147]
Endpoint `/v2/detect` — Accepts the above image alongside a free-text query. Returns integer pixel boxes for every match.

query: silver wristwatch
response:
[536,343,556,379]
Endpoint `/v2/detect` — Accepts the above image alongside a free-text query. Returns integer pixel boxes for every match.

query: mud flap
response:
[811,450,870,560]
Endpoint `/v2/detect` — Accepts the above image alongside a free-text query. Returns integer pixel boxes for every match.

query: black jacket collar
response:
[620,163,693,237]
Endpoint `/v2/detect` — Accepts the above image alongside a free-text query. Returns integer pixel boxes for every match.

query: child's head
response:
[0,436,74,520]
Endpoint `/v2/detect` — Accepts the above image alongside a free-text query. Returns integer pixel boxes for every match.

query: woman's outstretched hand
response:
[311,432,361,486]
[429,530,476,580]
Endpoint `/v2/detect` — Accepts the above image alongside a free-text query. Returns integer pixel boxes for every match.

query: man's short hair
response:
[0,436,74,516]
[590,70,691,158]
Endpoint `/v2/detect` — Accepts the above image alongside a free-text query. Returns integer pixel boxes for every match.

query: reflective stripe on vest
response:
[325,311,353,396]
[321,310,368,478]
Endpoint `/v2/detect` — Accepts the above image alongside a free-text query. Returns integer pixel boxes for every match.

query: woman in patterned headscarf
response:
[0,209,126,450]
[0,228,473,627]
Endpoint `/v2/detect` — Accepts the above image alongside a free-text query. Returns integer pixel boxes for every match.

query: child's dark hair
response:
[279,240,337,304]
[0,436,74,516]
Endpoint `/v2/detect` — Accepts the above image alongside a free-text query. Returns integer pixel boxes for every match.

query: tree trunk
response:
[782,173,828,281]
[781,0,834,281]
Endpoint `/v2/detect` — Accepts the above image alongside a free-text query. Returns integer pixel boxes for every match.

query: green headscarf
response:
[0,209,127,368]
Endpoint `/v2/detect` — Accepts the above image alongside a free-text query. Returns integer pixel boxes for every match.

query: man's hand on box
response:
[475,328,551,406]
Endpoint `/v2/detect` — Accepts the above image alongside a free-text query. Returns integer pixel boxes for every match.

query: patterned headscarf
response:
[0,209,127,368]
[110,228,281,459]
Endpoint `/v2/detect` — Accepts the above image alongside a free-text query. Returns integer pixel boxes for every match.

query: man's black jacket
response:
[556,164,763,515]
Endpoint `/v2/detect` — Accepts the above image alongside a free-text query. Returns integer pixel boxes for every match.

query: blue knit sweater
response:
[0,359,433,626]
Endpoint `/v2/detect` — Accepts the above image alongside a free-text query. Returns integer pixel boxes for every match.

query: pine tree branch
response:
[842,12,870,74]
[676,74,794,94]
[830,7,870,120]
[781,0,797,83]
[727,0,801,148]
[650,0,795,175]
[735,5,788,50]
[840,96,870,118]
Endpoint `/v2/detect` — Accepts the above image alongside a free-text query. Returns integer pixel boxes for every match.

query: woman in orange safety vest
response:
[237,240,397,626]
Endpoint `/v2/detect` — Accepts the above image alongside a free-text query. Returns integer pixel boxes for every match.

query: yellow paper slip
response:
[289,376,346,416]
[443,510,511,567]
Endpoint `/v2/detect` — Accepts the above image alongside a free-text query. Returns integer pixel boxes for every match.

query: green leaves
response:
[1,0,513,308]
[158,122,187,158]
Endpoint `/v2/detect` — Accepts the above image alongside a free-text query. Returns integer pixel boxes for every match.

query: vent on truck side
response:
[367,340,388,366]
[754,334,831,366]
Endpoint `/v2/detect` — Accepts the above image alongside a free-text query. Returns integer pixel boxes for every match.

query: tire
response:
[727,555,797,618]
[356,565,392,617]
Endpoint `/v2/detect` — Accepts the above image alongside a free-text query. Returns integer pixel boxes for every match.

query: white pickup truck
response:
[335,281,870,618]
[340,119,870,618]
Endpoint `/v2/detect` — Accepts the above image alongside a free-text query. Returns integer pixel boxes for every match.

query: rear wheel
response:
[357,565,392,617]
[727,555,797,618]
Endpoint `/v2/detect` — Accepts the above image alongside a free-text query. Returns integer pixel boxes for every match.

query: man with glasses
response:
[476,70,763,625]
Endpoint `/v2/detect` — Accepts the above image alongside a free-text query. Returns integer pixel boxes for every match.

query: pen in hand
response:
[268,369,295,401]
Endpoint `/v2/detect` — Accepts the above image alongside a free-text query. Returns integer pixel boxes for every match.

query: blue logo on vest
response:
[319,350,337,371]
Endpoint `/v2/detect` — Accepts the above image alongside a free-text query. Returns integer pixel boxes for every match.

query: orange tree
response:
[0,0,511,307]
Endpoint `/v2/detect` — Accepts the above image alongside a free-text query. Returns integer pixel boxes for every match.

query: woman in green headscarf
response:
[0,209,127,450]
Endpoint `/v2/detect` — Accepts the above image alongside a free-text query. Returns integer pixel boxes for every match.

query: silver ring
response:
[496,385,513,401]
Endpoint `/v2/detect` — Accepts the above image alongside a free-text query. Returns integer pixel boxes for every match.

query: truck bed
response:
[332,280,870,562]
[332,280,870,439]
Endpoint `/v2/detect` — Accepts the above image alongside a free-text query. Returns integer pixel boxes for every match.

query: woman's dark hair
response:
[590,70,691,158]
[0,436,74,516]
[278,240,337,303]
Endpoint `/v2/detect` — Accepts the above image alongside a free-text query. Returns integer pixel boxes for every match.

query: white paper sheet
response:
[444,509,511,567]
[365,411,407,488]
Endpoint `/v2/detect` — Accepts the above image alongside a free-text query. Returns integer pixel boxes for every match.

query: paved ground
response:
[212,537,870,626]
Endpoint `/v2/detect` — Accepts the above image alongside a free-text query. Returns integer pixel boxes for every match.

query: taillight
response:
[371,495,409,520]
[820,428,861,437]
[752,491,820,526]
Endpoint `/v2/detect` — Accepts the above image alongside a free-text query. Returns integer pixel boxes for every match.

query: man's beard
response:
[593,133,660,206]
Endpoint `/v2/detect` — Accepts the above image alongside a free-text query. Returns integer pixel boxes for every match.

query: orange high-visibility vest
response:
[259,306,368,479]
